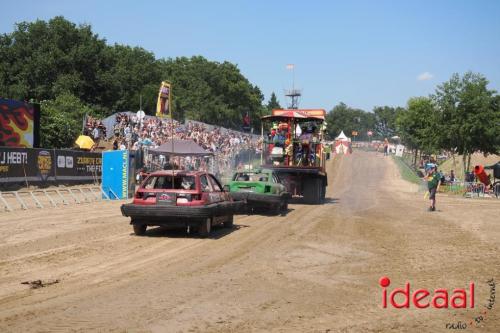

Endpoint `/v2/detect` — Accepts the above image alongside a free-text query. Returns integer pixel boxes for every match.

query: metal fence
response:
[0,186,118,213]
[438,181,500,198]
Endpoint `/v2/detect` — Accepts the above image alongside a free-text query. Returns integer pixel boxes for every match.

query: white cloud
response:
[417,72,434,81]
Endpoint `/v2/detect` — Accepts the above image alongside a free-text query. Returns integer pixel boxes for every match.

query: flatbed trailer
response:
[261,165,327,204]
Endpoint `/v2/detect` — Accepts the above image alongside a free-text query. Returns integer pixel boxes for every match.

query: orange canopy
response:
[266,109,326,120]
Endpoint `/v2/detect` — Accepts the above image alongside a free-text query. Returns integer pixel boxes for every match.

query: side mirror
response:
[223,185,230,192]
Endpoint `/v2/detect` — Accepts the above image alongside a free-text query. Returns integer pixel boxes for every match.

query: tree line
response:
[326,72,500,175]
[325,103,404,142]
[0,17,280,148]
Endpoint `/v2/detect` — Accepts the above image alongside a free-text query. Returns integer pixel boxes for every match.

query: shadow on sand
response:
[133,223,250,239]
[288,197,340,205]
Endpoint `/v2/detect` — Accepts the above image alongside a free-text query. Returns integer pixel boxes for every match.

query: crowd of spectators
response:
[100,113,261,176]
[83,116,107,141]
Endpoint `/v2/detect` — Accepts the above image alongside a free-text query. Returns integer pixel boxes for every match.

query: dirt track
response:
[0,151,498,332]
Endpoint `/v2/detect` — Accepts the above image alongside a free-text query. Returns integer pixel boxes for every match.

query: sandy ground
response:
[0,150,498,332]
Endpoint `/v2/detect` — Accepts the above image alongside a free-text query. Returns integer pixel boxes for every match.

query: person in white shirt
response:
[92,127,99,140]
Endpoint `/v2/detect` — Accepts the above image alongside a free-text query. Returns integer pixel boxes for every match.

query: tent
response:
[261,110,325,121]
[335,131,349,141]
[334,131,352,155]
[150,139,213,156]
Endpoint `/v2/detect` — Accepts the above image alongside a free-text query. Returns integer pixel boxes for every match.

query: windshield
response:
[143,175,196,190]
[233,172,269,182]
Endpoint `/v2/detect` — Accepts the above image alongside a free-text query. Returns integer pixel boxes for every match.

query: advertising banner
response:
[102,150,129,199]
[0,98,40,148]
[156,81,172,118]
[0,147,101,187]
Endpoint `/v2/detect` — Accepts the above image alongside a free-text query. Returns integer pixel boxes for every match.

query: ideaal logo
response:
[380,276,474,309]
[379,277,496,329]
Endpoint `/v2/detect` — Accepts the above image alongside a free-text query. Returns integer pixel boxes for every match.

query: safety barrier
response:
[463,182,487,198]
[494,182,500,198]
[438,181,500,199]
[0,186,118,213]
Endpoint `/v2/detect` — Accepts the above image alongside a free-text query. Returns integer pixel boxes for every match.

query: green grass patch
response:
[392,156,422,185]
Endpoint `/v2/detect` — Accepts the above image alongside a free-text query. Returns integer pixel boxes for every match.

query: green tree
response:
[40,93,95,148]
[326,102,375,140]
[432,72,499,175]
[396,97,437,165]
[266,92,281,111]
[373,106,403,139]
[492,95,500,152]
[97,44,161,113]
[159,56,264,129]
[0,17,108,103]
[1,17,270,146]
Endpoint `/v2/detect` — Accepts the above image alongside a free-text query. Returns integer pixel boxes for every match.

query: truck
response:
[260,109,328,204]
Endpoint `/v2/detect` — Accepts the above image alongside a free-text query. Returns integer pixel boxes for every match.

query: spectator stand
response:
[145,139,215,175]
[85,112,261,182]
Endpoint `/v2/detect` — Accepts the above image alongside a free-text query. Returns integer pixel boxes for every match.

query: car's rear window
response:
[233,173,269,182]
[143,175,196,190]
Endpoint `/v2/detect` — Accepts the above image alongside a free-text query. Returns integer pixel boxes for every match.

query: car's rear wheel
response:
[223,215,234,228]
[272,203,282,215]
[198,217,212,238]
[303,178,323,204]
[133,224,147,236]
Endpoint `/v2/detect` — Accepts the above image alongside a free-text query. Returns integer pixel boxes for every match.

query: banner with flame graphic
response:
[0,98,35,148]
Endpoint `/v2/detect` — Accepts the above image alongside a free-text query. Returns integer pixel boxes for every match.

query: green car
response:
[228,169,291,214]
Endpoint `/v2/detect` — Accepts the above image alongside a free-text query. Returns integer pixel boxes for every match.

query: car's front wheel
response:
[198,217,212,238]
[133,224,147,236]
[281,200,288,215]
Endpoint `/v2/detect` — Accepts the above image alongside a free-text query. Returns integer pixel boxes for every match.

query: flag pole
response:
[170,83,174,188]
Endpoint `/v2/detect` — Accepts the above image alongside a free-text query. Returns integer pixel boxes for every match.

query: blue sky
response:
[2,0,500,111]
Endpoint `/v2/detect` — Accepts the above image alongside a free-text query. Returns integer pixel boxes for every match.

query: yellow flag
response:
[156,81,172,118]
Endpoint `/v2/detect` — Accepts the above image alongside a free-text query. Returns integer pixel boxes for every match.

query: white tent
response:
[335,131,349,141]
[334,130,352,155]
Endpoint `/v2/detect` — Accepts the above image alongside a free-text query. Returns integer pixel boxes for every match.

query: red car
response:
[121,170,243,237]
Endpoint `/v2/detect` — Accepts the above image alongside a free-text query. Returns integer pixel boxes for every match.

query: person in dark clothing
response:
[439,170,446,184]
[163,161,172,170]
[427,166,441,211]
[449,170,456,182]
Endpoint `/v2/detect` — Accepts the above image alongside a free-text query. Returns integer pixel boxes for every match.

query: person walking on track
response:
[427,165,441,211]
